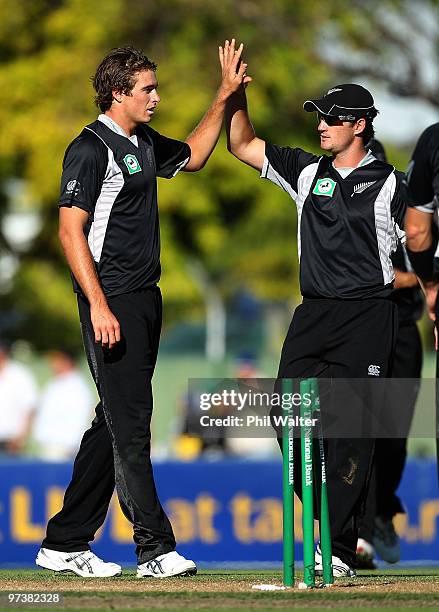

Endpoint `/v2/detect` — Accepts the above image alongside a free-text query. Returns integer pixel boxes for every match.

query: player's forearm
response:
[406,235,436,283]
[406,226,432,251]
[59,226,107,306]
[405,207,433,252]
[393,269,418,290]
[184,88,230,171]
[225,88,256,157]
[405,207,436,282]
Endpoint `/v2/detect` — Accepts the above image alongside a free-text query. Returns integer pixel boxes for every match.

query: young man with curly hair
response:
[36,41,248,578]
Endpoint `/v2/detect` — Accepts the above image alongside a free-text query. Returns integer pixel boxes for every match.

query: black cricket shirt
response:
[405,122,439,266]
[261,144,406,299]
[59,115,190,296]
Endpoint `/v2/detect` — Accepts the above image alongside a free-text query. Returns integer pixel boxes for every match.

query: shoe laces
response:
[68,551,103,566]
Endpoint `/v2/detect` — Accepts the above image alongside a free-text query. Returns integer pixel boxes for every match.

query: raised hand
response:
[218,38,252,95]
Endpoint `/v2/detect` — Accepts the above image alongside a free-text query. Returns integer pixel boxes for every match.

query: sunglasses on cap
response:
[317,113,357,126]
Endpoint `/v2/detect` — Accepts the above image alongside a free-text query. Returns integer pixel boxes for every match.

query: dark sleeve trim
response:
[59,201,92,214]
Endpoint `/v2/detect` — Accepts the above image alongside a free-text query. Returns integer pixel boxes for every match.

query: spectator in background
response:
[226,352,277,458]
[178,386,229,459]
[32,350,93,461]
[0,339,38,455]
[176,352,276,459]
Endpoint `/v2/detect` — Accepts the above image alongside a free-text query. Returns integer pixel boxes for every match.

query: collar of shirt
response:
[98,114,139,147]
[332,149,376,179]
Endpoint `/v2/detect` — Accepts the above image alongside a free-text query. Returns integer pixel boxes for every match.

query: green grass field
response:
[0,568,438,611]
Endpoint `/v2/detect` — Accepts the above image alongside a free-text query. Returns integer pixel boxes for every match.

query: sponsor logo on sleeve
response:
[123,154,142,175]
[312,178,337,197]
[65,179,81,197]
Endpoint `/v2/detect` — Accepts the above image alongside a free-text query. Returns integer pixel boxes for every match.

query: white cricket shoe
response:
[315,545,356,578]
[35,547,122,577]
[373,516,400,564]
[356,538,376,569]
[137,550,197,578]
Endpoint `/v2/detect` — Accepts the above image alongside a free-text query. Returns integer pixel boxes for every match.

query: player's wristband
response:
[406,245,436,282]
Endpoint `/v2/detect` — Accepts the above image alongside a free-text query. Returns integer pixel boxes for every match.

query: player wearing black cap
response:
[303,83,378,122]
[225,77,405,576]
[405,123,439,485]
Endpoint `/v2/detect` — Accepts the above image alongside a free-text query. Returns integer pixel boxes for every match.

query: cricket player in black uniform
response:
[36,42,250,578]
[356,140,423,569]
[225,78,406,576]
[357,244,423,568]
[405,122,439,485]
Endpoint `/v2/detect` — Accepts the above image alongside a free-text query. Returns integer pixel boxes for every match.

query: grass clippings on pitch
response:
[0,568,438,610]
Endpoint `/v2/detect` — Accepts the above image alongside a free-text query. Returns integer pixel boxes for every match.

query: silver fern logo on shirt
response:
[351,181,376,197]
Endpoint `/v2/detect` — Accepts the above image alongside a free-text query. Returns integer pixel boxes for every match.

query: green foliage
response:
[0,0,431,349]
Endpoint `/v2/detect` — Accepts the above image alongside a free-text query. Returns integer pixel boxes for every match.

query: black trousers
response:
[42,287,175,563]
[277,298,398,568]
[359,321,422,543]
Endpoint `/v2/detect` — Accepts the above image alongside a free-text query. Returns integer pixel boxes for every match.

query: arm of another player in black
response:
[225,83,316,194]
[390,170,407,240]
[225,85,266,171]
[261,143,319,201]
[405,124,439,213]
[405,125,439,278]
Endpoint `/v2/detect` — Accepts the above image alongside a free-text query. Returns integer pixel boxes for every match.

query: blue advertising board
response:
[0,459,438,566]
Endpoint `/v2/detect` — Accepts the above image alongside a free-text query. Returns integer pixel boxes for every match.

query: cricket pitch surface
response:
[0,568,438,611]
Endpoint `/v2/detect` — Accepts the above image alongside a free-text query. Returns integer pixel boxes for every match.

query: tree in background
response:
[0,0,436,352]
[325,0,439,108]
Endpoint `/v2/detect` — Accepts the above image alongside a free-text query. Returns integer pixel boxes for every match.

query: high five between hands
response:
[218,39,252,95]
[180,38,251,173]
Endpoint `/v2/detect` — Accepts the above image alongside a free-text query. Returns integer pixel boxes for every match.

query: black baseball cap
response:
[303,84,377,120]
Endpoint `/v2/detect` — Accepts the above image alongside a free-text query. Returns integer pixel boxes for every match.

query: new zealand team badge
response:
[312,178,336,197]
[123,154,142,175]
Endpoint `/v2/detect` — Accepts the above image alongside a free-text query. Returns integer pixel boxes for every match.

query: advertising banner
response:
[0,459,437,566]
